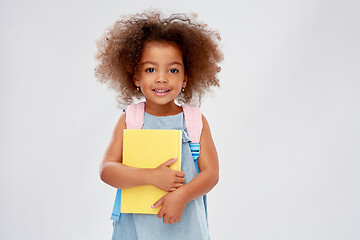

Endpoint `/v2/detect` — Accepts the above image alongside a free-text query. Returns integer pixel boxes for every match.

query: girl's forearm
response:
[178,168,219,204]
[100,161,154,189]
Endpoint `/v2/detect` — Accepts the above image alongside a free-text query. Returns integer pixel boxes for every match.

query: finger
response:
[161,158,177,167]
[174,183,184,188]
[175,218,180,223]
[157,209,165,219]
[169,217,175,225]
[170,183,183,189]
[163,215,170,224]
[175,177,185,183]
[175,171,185,177]
[152,197,164,209]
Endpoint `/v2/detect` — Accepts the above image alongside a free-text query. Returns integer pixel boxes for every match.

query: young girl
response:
[95,11,223,240]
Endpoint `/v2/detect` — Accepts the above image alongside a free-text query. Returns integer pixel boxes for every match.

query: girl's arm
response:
[100,113,185,191]
[153,114,219,224]
[177,114,219,199]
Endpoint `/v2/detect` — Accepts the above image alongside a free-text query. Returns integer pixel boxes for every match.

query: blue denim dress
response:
[112,111,209,240]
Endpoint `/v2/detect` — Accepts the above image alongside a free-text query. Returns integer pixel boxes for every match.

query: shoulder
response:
[182,104,203,142]
[182,104,202,125]
[200,114,211,134]
[201,114,208,124]
[114,112,127,132]
[198,113,218,171]
[115,101,145,130]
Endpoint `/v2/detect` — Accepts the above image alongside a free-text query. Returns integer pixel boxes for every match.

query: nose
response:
[156,71,168,83]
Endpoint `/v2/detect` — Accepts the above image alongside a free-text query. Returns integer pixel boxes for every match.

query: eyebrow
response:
[142,61,183,67]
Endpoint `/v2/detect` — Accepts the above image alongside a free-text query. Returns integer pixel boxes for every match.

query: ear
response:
[133,76,140,87]
[182,75,188,88]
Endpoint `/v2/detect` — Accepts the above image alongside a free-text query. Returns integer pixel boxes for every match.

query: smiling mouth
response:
[153,89,171,93]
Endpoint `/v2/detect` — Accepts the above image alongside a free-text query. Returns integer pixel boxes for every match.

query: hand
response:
[152,190,187,224]
[151,158,185,192]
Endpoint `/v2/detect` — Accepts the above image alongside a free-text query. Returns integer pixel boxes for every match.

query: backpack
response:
[110,101,207,222]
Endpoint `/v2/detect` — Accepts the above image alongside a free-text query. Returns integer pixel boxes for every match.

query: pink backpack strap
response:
[125,102,145,129]
[182,104,203,143]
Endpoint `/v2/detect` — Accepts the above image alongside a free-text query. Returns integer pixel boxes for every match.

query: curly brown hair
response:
[94,11,223,107]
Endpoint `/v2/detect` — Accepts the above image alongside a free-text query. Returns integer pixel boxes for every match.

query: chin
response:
[148,97,175,106]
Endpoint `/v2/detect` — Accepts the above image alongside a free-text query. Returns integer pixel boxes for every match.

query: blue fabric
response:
[189,142,208,226]
[189,143,200,168]
[112,112,209,240]
[111,189,122,221]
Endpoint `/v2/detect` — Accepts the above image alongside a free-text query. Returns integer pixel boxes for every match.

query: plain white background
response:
[1,0,359,239]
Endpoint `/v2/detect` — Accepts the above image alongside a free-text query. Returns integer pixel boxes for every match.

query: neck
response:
[144,101,182,116]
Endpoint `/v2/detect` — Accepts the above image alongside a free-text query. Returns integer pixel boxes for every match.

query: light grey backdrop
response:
[1,0,359,239]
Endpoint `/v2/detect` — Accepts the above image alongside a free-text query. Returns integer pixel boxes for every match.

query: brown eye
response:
[169,68,179,73]
[146,68,155,73]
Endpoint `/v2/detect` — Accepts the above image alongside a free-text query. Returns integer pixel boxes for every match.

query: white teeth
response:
[154,89,169,93]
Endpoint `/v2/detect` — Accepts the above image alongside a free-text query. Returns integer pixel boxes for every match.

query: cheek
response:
[174,80,184,90]
[138,76,152,87]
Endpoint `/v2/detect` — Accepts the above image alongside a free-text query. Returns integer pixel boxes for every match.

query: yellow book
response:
[121,129,182,214]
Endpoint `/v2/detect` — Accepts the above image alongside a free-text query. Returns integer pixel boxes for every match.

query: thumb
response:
[152,196,165,209]
[161,158,177,167]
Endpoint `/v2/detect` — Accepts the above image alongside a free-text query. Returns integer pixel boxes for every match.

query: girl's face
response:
[134,41,187,108]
